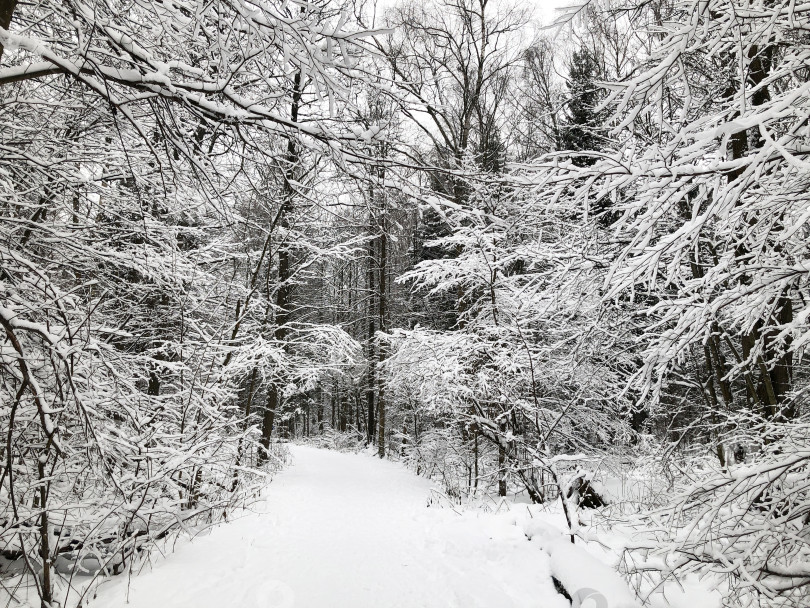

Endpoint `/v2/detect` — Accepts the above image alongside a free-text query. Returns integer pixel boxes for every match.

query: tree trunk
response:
[473,428,479,493]
[498,444,507,497]
[317,390,324,433]
[366,234,376,444]
[330,381,337,429]
[498,417,507,497]
[37,460,51,608]
[147,366,161,396]
[259,69,302,461]
[376,223,387,458]
[0,0,17,63]
[726,42,794,421]
[769,293,794,420]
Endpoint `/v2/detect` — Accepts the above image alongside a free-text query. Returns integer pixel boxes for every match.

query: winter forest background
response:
[1,0,809,605]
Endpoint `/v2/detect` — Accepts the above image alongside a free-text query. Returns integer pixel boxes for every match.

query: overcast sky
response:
[366,0,582,30]
[534,0,580,26]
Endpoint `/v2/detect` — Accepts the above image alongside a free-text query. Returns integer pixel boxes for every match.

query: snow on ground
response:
[89,445,570,608]
[494,496,723,608]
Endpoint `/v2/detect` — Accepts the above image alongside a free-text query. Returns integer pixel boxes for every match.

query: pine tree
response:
[561,48,604,167]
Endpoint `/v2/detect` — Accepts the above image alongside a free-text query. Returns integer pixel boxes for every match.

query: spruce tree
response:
[561,48,604,167]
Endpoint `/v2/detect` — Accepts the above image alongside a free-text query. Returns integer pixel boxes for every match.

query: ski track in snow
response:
[91,445,568,608]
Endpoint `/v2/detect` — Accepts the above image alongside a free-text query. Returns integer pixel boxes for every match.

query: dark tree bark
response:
[37,460,51,608]
[377,221,387,458]
[727,42,794,420]
[365,234,377,444]
[0,0,17,63]
[259,69,302,462]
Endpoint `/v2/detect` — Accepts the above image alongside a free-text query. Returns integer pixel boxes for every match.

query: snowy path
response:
[92,445,566,608]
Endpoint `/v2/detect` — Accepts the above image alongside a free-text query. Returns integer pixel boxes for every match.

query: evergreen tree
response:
[561,48,605,167]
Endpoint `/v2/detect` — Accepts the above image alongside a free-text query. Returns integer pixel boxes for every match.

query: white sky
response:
[533,0,579,26]
[366,0,580,30]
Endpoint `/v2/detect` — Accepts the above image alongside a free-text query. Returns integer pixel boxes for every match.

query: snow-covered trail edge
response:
[90,445,568,608]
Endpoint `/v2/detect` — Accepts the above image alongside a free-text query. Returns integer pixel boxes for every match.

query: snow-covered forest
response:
[1,0,809,605]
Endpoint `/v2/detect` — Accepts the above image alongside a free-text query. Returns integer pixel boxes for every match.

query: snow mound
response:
[547,538,640,608]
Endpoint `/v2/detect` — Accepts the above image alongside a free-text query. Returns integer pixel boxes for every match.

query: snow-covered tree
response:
[527,0,810,602]
[0,0,383,603]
